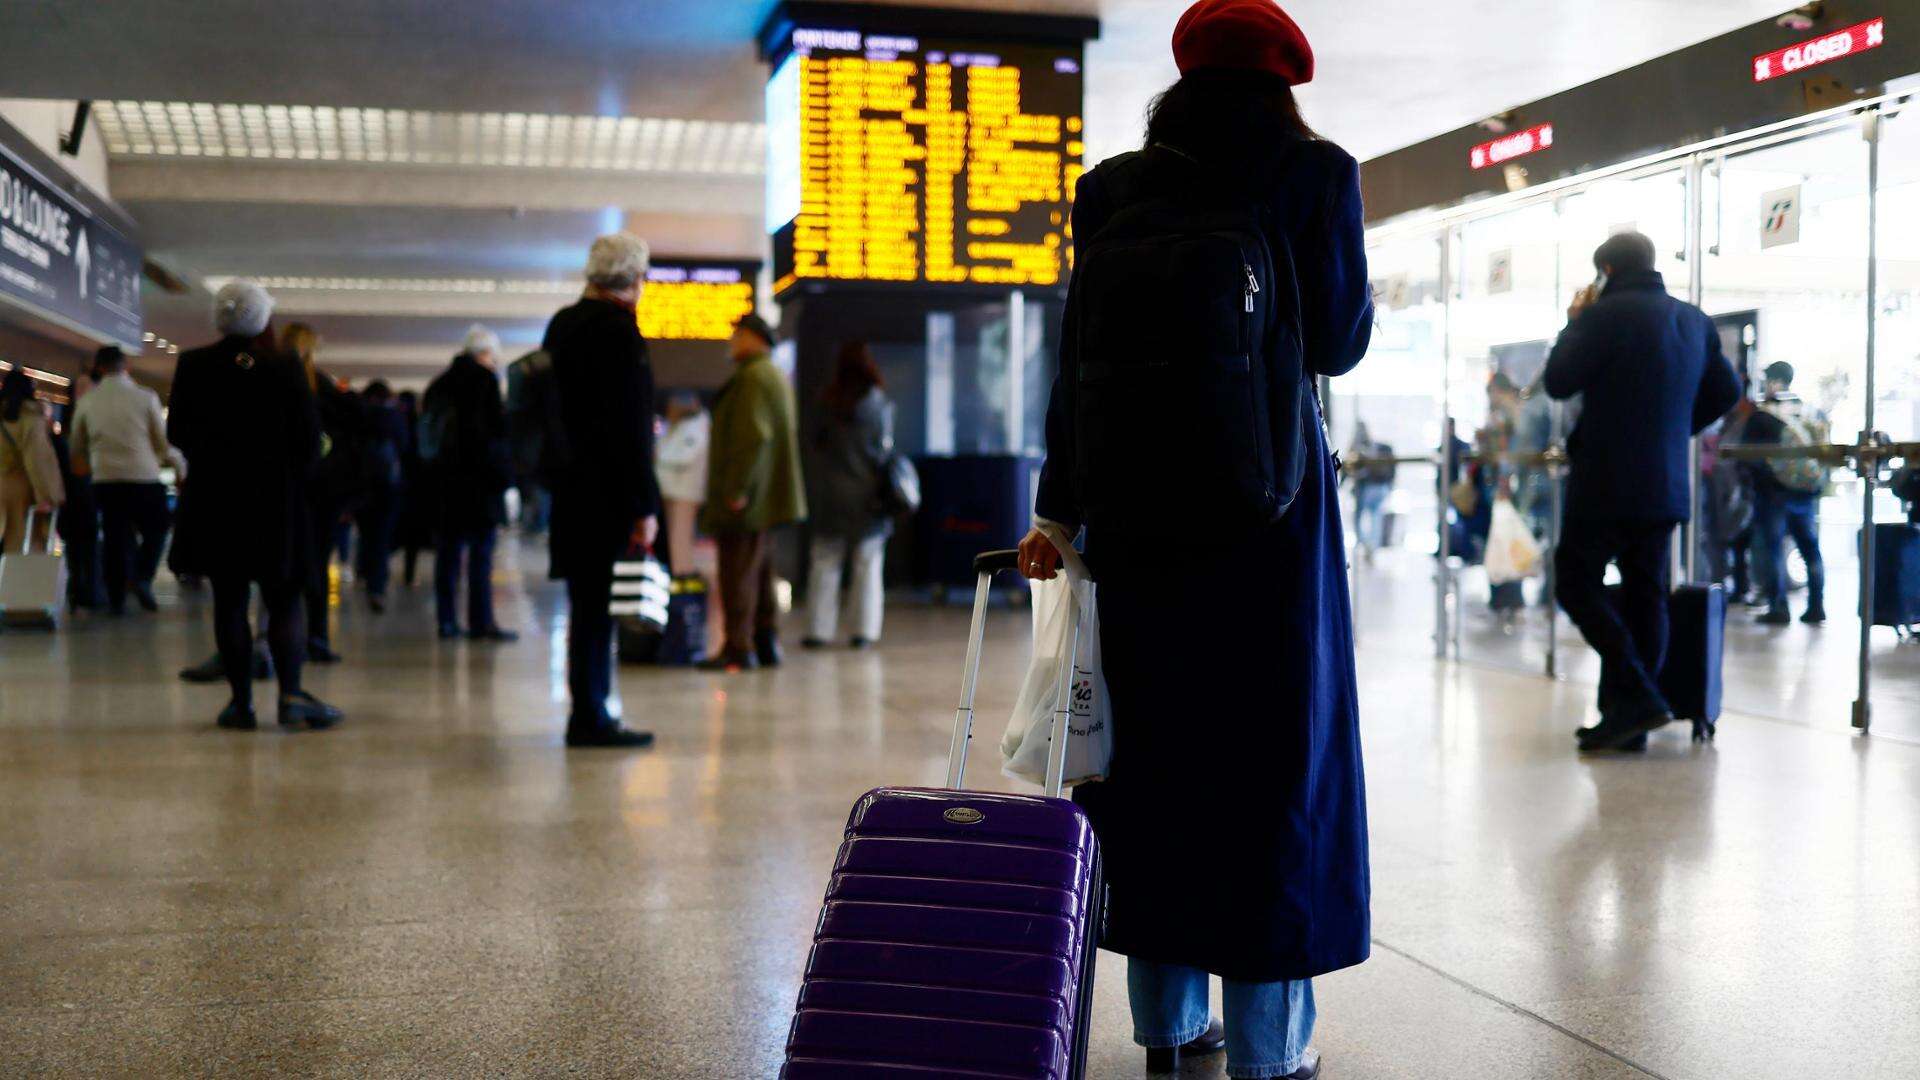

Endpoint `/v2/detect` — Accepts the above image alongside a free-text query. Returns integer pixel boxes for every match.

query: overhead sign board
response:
[0,137,143,350]
[1470,124,1554,170]
[638,260,760,342]
[764,22,1085,294]
[1752,17,1886,83]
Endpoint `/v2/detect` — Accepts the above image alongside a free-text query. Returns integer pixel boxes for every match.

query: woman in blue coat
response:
[1019,3,1372,1076]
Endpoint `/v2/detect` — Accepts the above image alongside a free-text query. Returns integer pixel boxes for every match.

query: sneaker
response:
[279,691,343,730]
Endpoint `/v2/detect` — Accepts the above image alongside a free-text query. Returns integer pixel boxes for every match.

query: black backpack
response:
[1069,147,1311,532]
[504,349,572,484]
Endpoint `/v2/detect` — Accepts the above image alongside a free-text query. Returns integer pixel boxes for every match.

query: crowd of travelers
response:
[0,233,905,747]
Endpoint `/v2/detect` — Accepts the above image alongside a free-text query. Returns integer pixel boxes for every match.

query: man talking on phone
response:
[1544,232,1740,751]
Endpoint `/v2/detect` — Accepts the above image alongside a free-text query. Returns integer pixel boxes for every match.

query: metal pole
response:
[1855,110,1882,733]
[1435,229,1456,660]
[1547,412,1564,678]
[1006,290,1026,454]
[1684,152,1708,585]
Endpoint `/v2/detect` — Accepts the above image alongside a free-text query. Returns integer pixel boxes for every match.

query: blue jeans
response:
[434,527,498,631]
[1129,958,1314,1078]
[1352,482,1389,551]
[1755,488,1824,614]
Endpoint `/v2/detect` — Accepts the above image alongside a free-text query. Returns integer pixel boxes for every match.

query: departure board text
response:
[638,261,760,341]
[766,29,1084,294]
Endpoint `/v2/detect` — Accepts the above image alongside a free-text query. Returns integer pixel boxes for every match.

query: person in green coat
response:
[699,314,806,671]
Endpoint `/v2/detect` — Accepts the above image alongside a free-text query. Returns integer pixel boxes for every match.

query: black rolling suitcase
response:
[1867,523,1920,637]
[1603,583,1725,742]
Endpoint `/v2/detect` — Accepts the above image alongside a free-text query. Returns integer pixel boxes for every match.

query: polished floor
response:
[3,538,1919,1078]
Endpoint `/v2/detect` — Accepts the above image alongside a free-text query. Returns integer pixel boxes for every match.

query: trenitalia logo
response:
[1470,124,1554,170]
[1753,18,1885,83]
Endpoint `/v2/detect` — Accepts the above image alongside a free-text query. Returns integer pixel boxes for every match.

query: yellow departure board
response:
[766,26,1084,294]
[638,261,759,341]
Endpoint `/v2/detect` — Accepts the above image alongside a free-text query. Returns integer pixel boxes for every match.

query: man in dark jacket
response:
[1545,232,1741,751]
[541,233,659,748]
[1742,361,1828,626]
[420,325,516,641]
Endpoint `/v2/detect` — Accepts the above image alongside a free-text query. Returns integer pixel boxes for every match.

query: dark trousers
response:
[435,526,497,631]
[1756,488,1824,614]
[57,478,105,609]
[94,481,170,611]
[566,562,615,729]
[1555,518,1674,716]
[715,530,777,655]
[355,492,400,599]
[306,502,345,645]
[211,575,303,708]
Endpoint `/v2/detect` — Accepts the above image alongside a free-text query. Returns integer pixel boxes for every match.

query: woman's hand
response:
[1018,527,1062,580]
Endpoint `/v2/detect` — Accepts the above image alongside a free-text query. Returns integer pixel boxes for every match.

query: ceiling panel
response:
[43,0,1800,381]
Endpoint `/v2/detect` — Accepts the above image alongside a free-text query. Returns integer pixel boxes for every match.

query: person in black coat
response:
[541,233,659,748]
[1019,7,1370,1075]
[167,281,341,731]
[394,389,433,586]
[419,325,516,641]
[283,323,365,661]
[354,380,409,612]
[1543,232,1741,751]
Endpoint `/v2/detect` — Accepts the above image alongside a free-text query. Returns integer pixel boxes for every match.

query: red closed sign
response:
[1469,123,1555,171]
[1752,18,1886,83]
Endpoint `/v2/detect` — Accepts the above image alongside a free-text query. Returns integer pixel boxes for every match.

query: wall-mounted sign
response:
[1760,185,1802,248]
[1487,249,1514,295]
[1470,124,1554,170]
[0,137,143,350]
[1752,17,1885,83]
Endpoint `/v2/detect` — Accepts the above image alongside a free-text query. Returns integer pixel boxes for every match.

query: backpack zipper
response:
[1243,264,1260,313]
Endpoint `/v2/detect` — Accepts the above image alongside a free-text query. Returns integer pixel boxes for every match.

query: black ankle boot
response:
[1146,1018,1225,1073]
[754,630,783,668]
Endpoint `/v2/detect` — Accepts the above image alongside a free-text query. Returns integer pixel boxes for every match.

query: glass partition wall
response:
[1361,96,1919,738]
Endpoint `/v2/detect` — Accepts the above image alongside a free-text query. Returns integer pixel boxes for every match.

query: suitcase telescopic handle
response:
[946,547,1081,799]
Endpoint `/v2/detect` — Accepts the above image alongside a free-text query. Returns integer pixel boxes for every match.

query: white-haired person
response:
[419,323,518,642]
[167,281,342,731]
[537,232,659,747]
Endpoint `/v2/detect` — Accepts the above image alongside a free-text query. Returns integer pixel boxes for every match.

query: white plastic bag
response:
[1000,526,1113,788]
[1484,498,1542,585]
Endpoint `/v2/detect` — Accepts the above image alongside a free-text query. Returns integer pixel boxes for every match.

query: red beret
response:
[1172,0,1315,86]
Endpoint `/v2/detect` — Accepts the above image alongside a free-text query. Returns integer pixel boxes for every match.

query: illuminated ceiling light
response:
[95,101,766,176]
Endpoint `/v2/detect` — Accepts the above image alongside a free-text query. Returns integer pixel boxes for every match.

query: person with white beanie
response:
[538,231,659,747]
[166,280,343,731]
[418,323,517,641]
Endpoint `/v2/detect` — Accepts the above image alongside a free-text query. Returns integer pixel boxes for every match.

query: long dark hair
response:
[1144,68,1318,188]
[0,367,33,423]
[822,341,883,419]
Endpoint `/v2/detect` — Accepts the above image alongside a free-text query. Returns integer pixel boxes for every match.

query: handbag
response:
[1000,523,1113,787]
[877,450,921,516]
[610,546,671,630]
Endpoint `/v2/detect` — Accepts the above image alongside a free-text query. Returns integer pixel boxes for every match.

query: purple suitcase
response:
[782,550,1104,1080]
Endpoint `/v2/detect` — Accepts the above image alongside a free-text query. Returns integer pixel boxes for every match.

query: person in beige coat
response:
[697,314,805,671]
[0,367,65,554]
